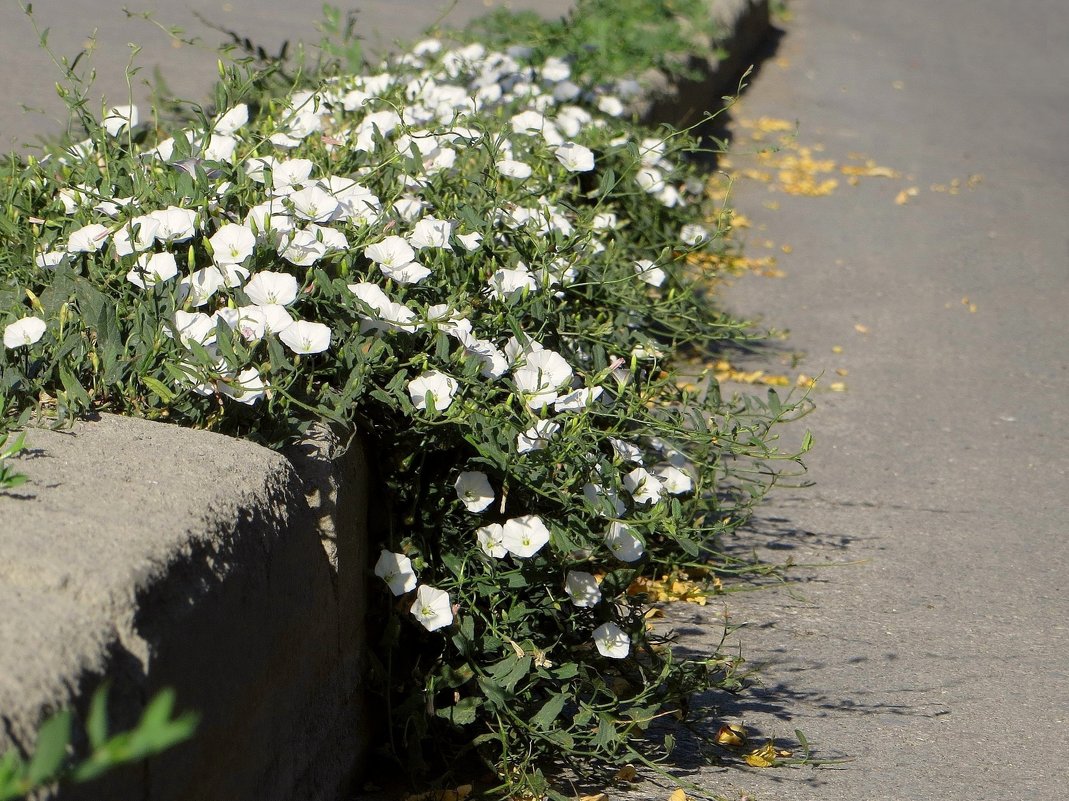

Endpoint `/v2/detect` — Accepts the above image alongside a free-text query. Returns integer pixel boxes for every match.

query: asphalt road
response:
[618,1,1069,799]
[0,0,570,150]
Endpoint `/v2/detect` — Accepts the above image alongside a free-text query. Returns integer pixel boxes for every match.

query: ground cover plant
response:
[0,3,810,797]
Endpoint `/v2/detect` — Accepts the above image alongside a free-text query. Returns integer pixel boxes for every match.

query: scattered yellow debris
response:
[613,765,638,782]
[895,186,919,205]
[835,368,848,376]
[854,323,870,334]
[762,199,780,210]
[892,80,905,90]
[780,244,793,254]
[744,741,779,768]
[669,789,689,801]
[403,786,473,801]
[714,724,748,748]
[712,359,792,386]
[628,571,712,605]
[829,381,847,392]
[831,345,843,354]
[577,794,608,801]
[961,296,978,312]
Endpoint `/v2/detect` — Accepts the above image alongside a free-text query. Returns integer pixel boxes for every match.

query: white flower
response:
[365,235,415,268]
[3,316,46,349]
[583,483,625,517]
[411,585,453,631]
[381,260,431,284]
[126,252,178,289]
[348,283,417,333]
[501,515,551,558]
[374,549,417,596]
[513,349,573,409]
[454,471,495,513]
[287,185,340,222]
[103,104,138,136]
[35,251,68,270]
[219,367,266,405]
[149,206,197,243]
[214,103,249,135]
[244,155,278,183]
[624,467,664,505]
[634,259,666,287]
[271,158,314,193]
[393,195,426,222]
[510,109,546,135]
[553,386,603,412]
[516,420,560,454]
[680,224,709,245]
[476,524,507,558]
[278,229,329,267]
[496,159,532,179]
[553,142,595,172]
[408,370,459,412]
[178,266,226,307]
[604,521,645,562]
[597,95,625,117]
[487,266,537,300]
[66,223,110,253]
[209,223,256,264]
[564,571,601,608]
[169,310,216,346]
[635,166,665,194]
[653,464,694,495]
[278,320,331,354]
[593,621,629,659]
[592,212,617,230]
[455,231,483,251]
[244,271,299,306]
[409,217,454,250]
[245,304,293,335]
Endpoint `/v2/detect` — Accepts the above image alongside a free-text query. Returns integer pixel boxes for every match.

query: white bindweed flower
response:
[624,467,664,505]
[244,271,299,306]
[604,521,645,562]
[113,215,161,256]
[410,584,453,631]
[553,386,603,412]
[512,349,573,410]
[597,95,625,117]
[564,571,602,608]
[593,621,629,659]
[516,420,560,454]
[271,158,314,193]
[408,370,459,412]
[609,438,644,464]
[455,231,483,251]
[476,524,507,558]
[680,224,710,245]
[209,223,256,264]
[288,185,340,222]
[635,166,665,194]
[3,316,46,349]
[103,105,138,136]
[278,229,329,267]
[374,549,417,596]
[365,235,415,269]
[66,223,109,253]
[409,216,454,250]
[454,471,495,513]
[169,310,216,346]
[487,266,537,300]
[634,259,666,287]
[501,515,551,558]
[583,482,626,517]
[348,283,417,333]
[553,142,595,172]
[249,304,293,334]
[126,252,178,289]
[149,206,197,243]
[214,103,249,135]
[219,367,266,405]
[653,464,694,495]
[278,320,331,354]
[35,251,68,270]
[496,159,533,179]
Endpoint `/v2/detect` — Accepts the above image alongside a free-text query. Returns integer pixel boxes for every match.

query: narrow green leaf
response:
[27,709,71,785]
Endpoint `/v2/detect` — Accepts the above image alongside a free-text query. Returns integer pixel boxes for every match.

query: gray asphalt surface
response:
[0,0,570,150]
[622,0,1069,799]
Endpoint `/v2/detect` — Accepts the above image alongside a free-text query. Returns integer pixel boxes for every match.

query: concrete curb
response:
[0,3,775,797]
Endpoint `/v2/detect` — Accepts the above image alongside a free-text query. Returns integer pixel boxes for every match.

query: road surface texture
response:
[0,0,569,150]
[622,0,1069,799]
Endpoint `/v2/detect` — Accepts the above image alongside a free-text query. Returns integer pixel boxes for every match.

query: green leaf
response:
[141,376,176,404]
[86,685,110,750]
[27,709,71,785]
[530,693,567,730]
[435,696,481,726]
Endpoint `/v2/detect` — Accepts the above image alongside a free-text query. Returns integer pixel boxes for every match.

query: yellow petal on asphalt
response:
[668,789,689,801]
[613,765,638,782]
[714,723,748,747]
[744,741,778,768]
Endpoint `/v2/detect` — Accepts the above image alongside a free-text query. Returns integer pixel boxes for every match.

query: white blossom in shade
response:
[656,184,682,208]
[245,198,294,238]
[113,215,161,257]
[324,177,381,224]
[374,549,418,596]
[634,259,666,287]
[553,142,595,172]
[487,266,537,301]
[393,195,426,222]
[541,55,571,82]
[307,224,348,253]
[476,523,507,558]
[652,464,694,495]
[169,310,216,346]
[35,251,68,270]
[209,223,256,264]
[279,320,331,354]
[564,571,601,608]
[409,217,454,250]
[103,104,138,136]
[454,471,495,513]
[635,166,665,194]
[510,109,546,135]
[557,105,591,137]
[604,521,645,562]
[583,483,626,517]
[504,335,543,367]
[609,438,644,464]
[379,260,431,285]
[410,585,453,632]
[271,158,315,193]
[407,370,459,412]
[455,231,483,251]
[348,283,417,333]
[66,223,109,253]
[198,134,238,162]
[624,467,664,505]
[219,264,250,288]
[553,386,603,412]
[126,252,178,289]
[3,317,46,349]
[516,419,560,454]
[288,185,340,222]
[466,339,508,379]
[96,196,130,217]
[552,80,582,103]
[680,223,710,245]
[219,367,266,405]
[278,229,328,266]
[213,103,249,135]
[252,304,294,334]
[148,206,197,243]
[501,515,551,558]
[244,155,278,184]
[513,349,573,410]
[244,271,299,306]
[365,236,416,269]
[177,266,225,307]
[496,159,532,179]
[593,621,629,659]
[592,212,617,230]
[597,94,625,117]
